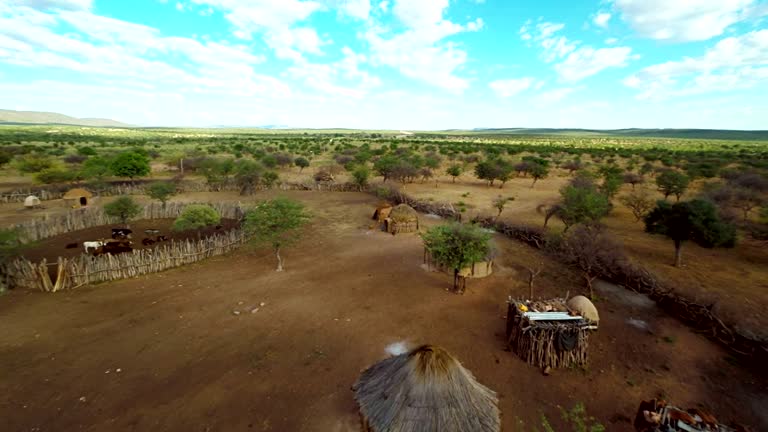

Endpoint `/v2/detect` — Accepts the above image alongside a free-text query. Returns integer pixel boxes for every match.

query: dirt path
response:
[1,191,765,431]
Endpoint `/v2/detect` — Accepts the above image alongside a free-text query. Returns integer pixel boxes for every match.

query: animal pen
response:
[505,298,596,369]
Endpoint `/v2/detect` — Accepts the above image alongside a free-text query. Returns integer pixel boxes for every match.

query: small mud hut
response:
[505,297,597,369]
[353,345,500,432]
[384,204,419,234]
[63,188,93,208]
[24,195,41,209]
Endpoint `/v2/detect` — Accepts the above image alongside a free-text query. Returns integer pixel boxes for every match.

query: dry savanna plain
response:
[0,126,767,431]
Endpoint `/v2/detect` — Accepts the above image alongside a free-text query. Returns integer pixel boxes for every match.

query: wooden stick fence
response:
[2,229,248,292]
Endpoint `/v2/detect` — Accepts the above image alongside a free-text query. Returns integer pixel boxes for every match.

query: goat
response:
[65,242,79,249]
[142,238,156,246]
[111,228,133,240]
[83,240,107,253]
[156,235,169,242]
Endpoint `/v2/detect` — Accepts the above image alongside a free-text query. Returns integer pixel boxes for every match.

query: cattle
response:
[83,240,107,253]
[142,238,156,246]
[215,225,223,230]
[94,240,133,256]
[156,235,169,242]
[144,229,160,236]
[111,228,133,240]
[65,242,79,249]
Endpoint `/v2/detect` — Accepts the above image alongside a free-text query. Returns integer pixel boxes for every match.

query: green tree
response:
[294,156,310,172]
[243,198,311,271]
[234,160,262,195]
[645,199,736,267]
[547,185,611,232]
[35,167,75,184]
[146,182,176,208]
[80,156,111,181]
[529,163,549,188]
[110,151,150,180]
[172,205,221,231]
[77,146,97,156]
[0,150,12,167]
[421,223,492,293]
[352,165,370,189]
[373,154,398,182]
[0,228,24,262]
[104,196,142,225]
[262,171,279,188]
[492,195,514,218]
[446,164,463,183]
[14,154,54,173]
[656,170,690,201]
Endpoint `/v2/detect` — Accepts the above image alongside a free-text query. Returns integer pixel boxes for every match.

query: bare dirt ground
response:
[1,191,766,432]
[404,173,768,341]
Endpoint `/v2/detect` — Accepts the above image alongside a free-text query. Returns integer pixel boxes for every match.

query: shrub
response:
[104,196,142,225]
[14,154,54,173]
[110,151,150,180]
[352,165,370,188]
[146,182,177,207]
[172,205,221,232]
[35,167,75,184]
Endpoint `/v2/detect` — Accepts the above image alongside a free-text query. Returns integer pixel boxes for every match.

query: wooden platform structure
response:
[505,298,595,369]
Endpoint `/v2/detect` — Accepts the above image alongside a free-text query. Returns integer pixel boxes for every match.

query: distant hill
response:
[0,109,131,127]
[463,128,768,141]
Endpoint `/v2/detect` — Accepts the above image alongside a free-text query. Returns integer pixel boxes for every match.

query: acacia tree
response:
[294,156,310,172]
[446,164,463,182]
[529,163,549,188]
[146,182,176,208]
[544,181,611,231]
[243,198,311,272]
[104,196,142,225]
[620,190,655,222]
[656,170,690,201]
[558,224,621,299]
[644,199,736,267]
[234,160,262,195]
[421,223,492,294]
[492,195,514,218]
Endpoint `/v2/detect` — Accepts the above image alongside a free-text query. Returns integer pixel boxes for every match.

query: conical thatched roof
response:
[62,188,93,199]
[567,295,599,324]
[353,345,500,432]
[388,204,418,222]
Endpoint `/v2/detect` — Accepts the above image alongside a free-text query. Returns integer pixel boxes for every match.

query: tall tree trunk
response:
[452,177,456,183]
[275,247,284,272]
[674,240,682,267]
[453,269,459,292]
[531,178,537,188]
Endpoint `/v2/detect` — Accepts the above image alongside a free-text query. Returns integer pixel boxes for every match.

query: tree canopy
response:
[421,223,492,293]
[243,198,311,271]
[110,151,150,180]
[656,170,690,201]
[104,196,142,225]
[146,182,177,207]
[644,199,736,267]
[172,205,221,231]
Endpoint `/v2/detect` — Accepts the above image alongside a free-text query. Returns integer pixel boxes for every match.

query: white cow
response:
[83,240,107,253]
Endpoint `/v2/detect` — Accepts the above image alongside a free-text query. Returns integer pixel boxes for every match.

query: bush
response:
[35,167,75,184]
[146,182,177,207]
[110,151,150,180]
[294,156,310,172]
[352,165,370,188]
[172,205,221,232]
[14,154,54,173]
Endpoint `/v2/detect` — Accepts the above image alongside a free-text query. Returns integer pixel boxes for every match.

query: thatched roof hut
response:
[353,345,500,432]
[62,188,93,207]
[384,204,419,234]
[567,295,599,324]
[24,195,41,208]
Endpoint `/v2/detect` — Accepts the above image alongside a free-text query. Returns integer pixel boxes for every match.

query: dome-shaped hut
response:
[353,345,500,432]
[384,204,419,234]
[24,195,41,209]
[567,295,599,324]
[63,188,93,208]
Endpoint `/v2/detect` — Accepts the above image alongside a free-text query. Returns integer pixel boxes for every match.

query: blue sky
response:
[0,0,766,129]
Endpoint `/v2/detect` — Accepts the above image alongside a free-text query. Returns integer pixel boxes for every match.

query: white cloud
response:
[613,0,764,42]
[176,2,184,12]
[605,37,618,44]
[556,46,634,81]
[489,77,536,97]
[379,1,388,13]
[624,29,768,99]
[6,0,91,11]
[593,12,611,28]
[524,20,635,81]
[329,0,370,19]
[364,0,483,92]
[537,87,579,104]
[286,47,380,98]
